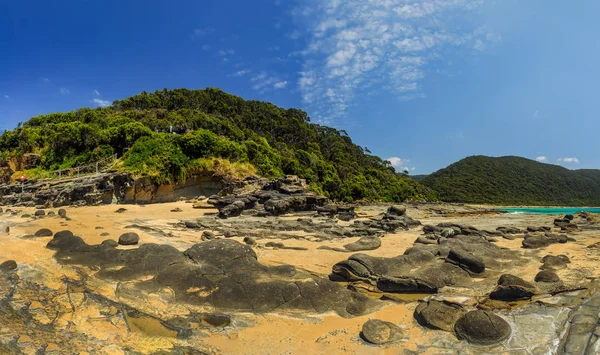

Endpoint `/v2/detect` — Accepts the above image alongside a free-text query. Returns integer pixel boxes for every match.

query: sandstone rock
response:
[118,232,140,246]
[414,300,466,332]
[58,208,67,217]
[243,237,256,246]
[115,208,127,213]
[171,208,183,212]
[35,228,53,237]
[34,210,46,217]
[361,319,403,344]
[454,310,511,345]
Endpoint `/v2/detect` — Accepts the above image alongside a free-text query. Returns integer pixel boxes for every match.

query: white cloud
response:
[42,77,51,83]
[250,72,288,92]
[231,69,251,77]
[91,98,110,108]
[59,88,70,95]
[557,157,580,164]
[193,27,215,37]
[3,95,8,99]
[533,110,543,118]
[387,157,414,172]
[94,90,101,96]
[274,81,288,89]
[535,156,548,163]
[201,44,211,51]
[293,0,497,122]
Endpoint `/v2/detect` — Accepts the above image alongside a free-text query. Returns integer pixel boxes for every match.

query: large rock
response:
[361,319,403,345]
[46,237,379,317]
[118,232,140,246]
[414,300,466,332]
[540,255,570,270]
[454,310,511,345]
[489,274,536,301]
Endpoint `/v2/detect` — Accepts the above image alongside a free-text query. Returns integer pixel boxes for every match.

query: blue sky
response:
[1,0,599,174]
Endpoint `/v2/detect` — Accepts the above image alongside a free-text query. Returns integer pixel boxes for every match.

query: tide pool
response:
[497,207,600,215]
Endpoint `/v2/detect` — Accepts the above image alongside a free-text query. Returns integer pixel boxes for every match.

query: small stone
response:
[118,232,139,246]
[58,209,67,218]
[201,231,216,241]
[361,319,403,344]
[102,239,118,248]
[34,210,45,217]
[387,205,407,216]
[0,260,17,272]
[243,237,256,246]
[115,208,127,213]
[34,228,53,237]
[535,270,560,283]
[171,208,183,212]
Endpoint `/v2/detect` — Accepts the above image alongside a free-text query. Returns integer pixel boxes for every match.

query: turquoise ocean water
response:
[497,207,600,215]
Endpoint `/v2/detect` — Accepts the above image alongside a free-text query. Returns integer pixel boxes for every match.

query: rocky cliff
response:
[0,171,223,207]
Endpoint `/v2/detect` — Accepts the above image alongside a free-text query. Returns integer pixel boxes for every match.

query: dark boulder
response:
[0,260,17,273]
[218,200,246,219]
[454,310,511,345]
[58,209,67,217]
[489,274,536,301]
[445,248,485,274]
[535,270,560,283]
[243,237,256,246]
[414,300,466,332]
[387,205,406,216]
[34,228,53,237]
[377,275,438,294]
[361,319,403,345]
[541,255,570,270]
[34,210,45,217]
[118,232,140,246]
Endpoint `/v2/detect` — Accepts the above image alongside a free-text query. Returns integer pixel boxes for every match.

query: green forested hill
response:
[421,155,600,206]
[0,88,435,202]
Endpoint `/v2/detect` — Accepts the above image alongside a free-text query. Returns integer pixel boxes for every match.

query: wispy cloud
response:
[532,110,544,119]
[201,44,211,51]
[387,157,415,172]
[535,156,548,163]
[94,89,101,96]
[557,157,580,164]
[274,81,288,89]
[3,95,8,100]
[250,72,289,92]
[231,69,251,77]
[91,98,110,108]
[42,77,51,83]
[59,88,70,95]
[293,0,497,122]
[193,27,215,37]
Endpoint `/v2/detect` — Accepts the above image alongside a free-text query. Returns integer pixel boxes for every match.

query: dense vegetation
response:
[421,156,600,206]
[0,88,435,202]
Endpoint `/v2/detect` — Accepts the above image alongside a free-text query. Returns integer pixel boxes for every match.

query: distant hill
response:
[0,88,435,203]
[408,174,429,182]
[420,156,600,206]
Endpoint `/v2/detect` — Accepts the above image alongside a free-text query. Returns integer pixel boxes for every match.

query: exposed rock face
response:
[0,260,17,273]
[541,255,570,270]
[46,236,379,317]
[361,319,403,344]
[522,232,569,249]
[0,172,222,207]
[454,310,511,345]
